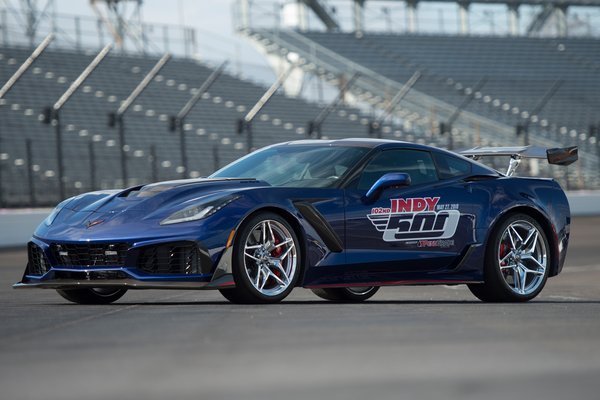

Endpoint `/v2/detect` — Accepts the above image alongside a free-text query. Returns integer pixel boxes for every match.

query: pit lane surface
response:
[1,217,599,400]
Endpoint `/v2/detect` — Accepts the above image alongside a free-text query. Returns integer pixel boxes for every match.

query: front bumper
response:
[14,238,236,290]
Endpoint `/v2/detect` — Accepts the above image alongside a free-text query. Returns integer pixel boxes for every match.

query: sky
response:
[49,0,274,80]
[56,0,237,40]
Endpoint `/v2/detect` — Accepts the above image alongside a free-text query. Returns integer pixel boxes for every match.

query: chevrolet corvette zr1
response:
[14,139,576,304]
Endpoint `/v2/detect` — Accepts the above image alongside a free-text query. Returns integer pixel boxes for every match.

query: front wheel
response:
[56,288,127,304]
[311,286,379,302]
[219,212,301,304]
[468,213,551,302]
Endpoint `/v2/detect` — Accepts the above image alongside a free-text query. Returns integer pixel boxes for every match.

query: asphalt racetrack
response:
[1,217,599,400]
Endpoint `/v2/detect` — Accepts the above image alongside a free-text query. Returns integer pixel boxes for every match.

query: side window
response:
[356,149,438,190]
[433,152,472,179]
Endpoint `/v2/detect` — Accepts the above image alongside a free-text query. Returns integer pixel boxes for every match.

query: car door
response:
[343,148,479,283]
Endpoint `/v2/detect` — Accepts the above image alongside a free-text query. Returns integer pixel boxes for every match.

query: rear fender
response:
[481,180,570,277]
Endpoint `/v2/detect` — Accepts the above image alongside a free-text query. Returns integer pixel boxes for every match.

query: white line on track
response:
[545,295,590,302]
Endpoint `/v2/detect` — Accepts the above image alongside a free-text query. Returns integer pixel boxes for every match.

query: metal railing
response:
[258,29,518,138]
[0,7,197,57]
[242,28,599,186]
[233,0,600,37]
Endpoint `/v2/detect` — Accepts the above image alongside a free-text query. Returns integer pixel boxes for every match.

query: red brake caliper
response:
[499,242,509,275]
[271,232,283,278]
[271,233,283,257]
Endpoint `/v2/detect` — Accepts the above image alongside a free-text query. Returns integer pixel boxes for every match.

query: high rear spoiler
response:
[459,146,578,176]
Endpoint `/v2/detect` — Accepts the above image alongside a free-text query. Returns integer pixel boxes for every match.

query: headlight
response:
[43,198,72,226]
[160,195,239,225]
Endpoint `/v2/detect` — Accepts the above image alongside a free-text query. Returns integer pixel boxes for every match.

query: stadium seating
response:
[1,31,598,206]
[0,45,376,206]
[245,29,599,189]
[305,32,599,134]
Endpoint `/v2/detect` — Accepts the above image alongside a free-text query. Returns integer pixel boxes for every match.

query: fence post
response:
[1,9,7,46]
[163,26,169,53]
[183,27,189,58]
[89,140,96,191]
[97,18,104,49]
[150,145,158,182]
[0,137,4,208]
[191,28,197,56]
[26,139,36,206]
[75,17,82,51]
[141,23,147,55]
[213,144,220,172]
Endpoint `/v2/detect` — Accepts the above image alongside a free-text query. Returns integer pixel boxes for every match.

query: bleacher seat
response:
[0,45,376,206]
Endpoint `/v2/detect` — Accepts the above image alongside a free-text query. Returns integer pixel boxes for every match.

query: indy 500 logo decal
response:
[367,197,460,242]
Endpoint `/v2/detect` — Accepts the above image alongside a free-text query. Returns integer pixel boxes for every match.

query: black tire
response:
[311,286,379,302]
[56,288,127,304]
[219,212,301,304]
[468,213,551,302]
[218,288,248,304]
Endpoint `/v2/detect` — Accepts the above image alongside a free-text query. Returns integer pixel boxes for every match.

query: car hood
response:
[45,178,268,231]
[65,178,267,213]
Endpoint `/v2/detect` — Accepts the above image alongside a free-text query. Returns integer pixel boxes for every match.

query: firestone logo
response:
[367,197,460,242]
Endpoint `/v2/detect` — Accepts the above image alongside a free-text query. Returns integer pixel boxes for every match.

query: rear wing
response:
[459,146,578,176]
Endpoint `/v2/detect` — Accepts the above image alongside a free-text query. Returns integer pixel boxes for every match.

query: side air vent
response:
[137,242,203,275]
[27,243,51,275]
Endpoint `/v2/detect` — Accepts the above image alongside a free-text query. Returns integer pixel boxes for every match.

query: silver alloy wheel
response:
[497,220,547,295]
[243,219,297,297]
[346,287,376,295]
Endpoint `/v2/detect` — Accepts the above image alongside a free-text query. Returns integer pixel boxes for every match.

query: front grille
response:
[137,242,202,275]
[27,243,51,275]
[50,243,129,267]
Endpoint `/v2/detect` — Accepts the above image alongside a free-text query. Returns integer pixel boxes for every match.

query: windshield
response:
[210,145,370,188]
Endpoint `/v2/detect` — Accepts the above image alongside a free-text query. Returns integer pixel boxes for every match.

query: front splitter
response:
[13,274,235,290]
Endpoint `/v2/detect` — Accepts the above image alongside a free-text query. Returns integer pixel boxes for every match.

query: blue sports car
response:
[14,139,577,304]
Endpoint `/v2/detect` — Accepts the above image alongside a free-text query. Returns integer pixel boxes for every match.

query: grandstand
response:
[283,31,600,136]
[0,1,387,207]
[0,46,379,206]
[1,0,599,208]
[237,0,600,187]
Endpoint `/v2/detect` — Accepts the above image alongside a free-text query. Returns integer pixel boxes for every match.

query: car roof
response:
[280,138,457,154]
[277,138,499,176]
[281,138,412,148]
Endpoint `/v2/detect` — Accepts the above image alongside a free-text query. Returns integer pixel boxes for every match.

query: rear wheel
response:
[56,288,127,304]
[468,213,550,302]
[219,212,301,304]
[311,286,379,302]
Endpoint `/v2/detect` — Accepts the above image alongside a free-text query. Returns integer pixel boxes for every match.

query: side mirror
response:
[363,173,411,204]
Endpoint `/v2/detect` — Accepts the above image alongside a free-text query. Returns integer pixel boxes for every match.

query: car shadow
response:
[48,299,600,306]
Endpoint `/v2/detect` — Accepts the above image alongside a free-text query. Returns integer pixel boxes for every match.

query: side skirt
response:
[305,279,482,289]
